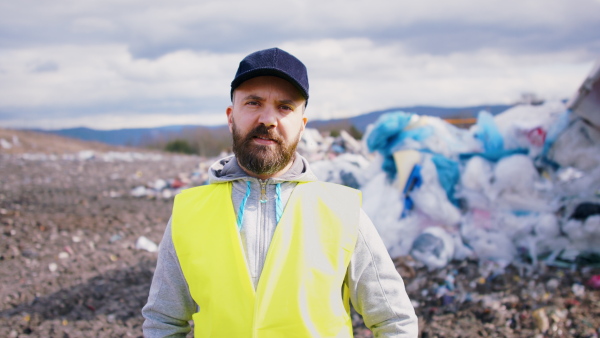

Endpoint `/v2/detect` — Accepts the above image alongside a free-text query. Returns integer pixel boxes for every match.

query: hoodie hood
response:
[208,153,318,184]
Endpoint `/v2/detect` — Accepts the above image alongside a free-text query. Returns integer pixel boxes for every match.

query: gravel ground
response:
[0,154,198,337]
[1,149,599,337]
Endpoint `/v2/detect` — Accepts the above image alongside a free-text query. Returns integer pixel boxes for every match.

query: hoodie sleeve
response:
[348,209,419,337]
[142,218,196,337]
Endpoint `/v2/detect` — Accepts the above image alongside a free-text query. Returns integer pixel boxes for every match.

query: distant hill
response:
[29,104,513,150]
[0,128,137,155]
[32,125,230,147]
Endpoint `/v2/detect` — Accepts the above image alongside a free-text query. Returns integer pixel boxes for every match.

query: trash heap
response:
[305,62,600,273]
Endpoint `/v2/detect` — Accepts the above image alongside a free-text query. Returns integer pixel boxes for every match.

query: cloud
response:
[0,0,598,129]
[3,0,599,57]
[0,44,239,108]
[288,39,593,119]
[31,60,59,73]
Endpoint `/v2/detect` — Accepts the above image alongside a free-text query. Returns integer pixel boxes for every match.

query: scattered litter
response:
[410,227,455,271]
[64,246,74,255]
[135,236,158,253]
[130,186,147,197]
[587,275,600,289]
[572,283,585,298]
[1,138,13,149]
[48,263,58,272]
[14,150,166,162]
[532,307,550,333]
[109,234,122,243]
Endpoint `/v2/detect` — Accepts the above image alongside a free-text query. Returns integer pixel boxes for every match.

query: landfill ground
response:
[1,139,599,337]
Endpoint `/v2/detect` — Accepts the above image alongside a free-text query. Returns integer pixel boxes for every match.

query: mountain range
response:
[33,104,512,147]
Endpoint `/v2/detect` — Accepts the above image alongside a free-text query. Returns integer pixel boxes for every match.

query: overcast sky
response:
[1,0,599,130]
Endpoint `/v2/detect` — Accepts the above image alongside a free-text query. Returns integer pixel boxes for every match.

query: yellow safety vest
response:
[172,181,361,337]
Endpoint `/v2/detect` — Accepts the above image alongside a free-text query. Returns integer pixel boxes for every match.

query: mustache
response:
[246,125,282,144]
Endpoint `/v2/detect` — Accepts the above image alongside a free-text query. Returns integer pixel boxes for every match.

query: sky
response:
[1,0,599,130]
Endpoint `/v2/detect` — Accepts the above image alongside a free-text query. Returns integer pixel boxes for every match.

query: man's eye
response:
[246,101,259,106]
[280,105,293,111]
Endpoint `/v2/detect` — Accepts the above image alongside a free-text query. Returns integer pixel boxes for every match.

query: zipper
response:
[257,179,268,285]
[260,180,268,204]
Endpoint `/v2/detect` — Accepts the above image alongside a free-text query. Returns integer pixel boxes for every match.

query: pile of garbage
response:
[306,61,600,272]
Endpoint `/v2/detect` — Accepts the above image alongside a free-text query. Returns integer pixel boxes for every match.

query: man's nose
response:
[257,106,278,128]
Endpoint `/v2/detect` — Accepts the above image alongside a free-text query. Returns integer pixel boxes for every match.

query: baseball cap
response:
[230,48,309,103]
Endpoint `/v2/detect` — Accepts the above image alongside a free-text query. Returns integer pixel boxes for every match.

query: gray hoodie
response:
[142,154,418,337]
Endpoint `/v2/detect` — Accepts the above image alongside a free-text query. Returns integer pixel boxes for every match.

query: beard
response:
[231,122,301,176]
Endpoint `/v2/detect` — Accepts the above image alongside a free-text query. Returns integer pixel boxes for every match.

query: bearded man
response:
[142,48,418,337]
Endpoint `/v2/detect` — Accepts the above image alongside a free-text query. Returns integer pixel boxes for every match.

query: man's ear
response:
[226,106,234,133]
[299,115,308,138]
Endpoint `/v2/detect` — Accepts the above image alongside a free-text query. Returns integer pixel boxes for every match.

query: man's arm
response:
[142,218,196,337]
[347,209,419,337]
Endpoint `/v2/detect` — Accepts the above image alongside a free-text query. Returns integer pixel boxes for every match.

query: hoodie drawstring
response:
[275,183,282,224]
[237,181,252,231]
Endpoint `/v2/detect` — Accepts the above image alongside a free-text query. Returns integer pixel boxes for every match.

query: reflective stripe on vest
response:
[172,181,361,338]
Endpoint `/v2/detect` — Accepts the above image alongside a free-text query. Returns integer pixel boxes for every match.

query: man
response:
[142,48,418,337]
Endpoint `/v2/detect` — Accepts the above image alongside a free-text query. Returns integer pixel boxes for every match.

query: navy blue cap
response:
[231,48,309,102]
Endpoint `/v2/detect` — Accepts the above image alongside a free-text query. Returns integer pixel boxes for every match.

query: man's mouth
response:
[252,135,278,145]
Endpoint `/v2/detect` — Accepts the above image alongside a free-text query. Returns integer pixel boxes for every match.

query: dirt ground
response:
[1,130,599,337]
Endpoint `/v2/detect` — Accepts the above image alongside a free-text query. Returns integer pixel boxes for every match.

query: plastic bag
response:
[409,156,462,226]
[366,111,415,155]
[431,154,460,205]
[410,226,455,271]
[548,118,600,172]
[460,215,517,265]
[492,101,567,157]
[473,110,504,154]
[309,153,370,189]
[490,155,551,212]
[366,111,432,178]
[456,156,494,210]
[362,171,409,252]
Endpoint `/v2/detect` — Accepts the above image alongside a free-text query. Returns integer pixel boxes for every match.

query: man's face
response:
[227,76,308,178]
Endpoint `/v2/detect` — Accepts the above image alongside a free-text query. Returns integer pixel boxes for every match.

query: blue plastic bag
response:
[367,111,433,178]
[474,110,504,154]
[367,112,414,154]
[431,154,460,205]
[402,164,423,217]
[542,110,571,157]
